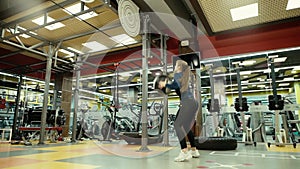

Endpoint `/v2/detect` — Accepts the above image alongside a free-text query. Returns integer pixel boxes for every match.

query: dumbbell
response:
[153,75,171,94]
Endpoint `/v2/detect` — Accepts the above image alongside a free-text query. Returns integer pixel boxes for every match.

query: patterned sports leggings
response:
[174,98,198,149]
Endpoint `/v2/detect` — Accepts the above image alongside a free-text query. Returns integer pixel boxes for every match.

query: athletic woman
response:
[158,59,200,162]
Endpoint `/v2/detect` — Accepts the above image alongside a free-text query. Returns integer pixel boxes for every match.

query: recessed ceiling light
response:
[82,41,109,52]
[64,3,97,20]
[32,16,65,30]
[286,0,300,10]
[110,34,137,47]
[230,3,258,21]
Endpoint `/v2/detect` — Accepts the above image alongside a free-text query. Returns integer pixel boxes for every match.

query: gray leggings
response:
[174,98,198,149]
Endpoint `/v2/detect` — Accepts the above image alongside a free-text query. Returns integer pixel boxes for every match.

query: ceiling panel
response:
[197,0,300,33]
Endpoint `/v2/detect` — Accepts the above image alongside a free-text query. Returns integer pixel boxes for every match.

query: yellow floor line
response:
[266,144,300,153]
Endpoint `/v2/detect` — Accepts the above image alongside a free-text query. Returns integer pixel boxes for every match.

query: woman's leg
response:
[186,129,200,158]
[186,129,196,148]
[174,111,187,149]
[173,109,191,162]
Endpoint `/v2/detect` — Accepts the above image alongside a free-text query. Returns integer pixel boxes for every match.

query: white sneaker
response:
[190,150,200,158]
[174,151,192,162]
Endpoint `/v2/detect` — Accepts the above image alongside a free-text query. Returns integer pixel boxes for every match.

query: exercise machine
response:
[100,101,136,140]
[266,57,297,148]
[119,101,164,145]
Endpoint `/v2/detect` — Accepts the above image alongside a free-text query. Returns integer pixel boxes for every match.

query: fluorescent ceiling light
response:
[279,83,290,87]
[64,3,97,20]
[240,60,256,66]
[232,61,240,65]
[240,71,252,75]
[6,26,37,38]
[286,0,300,10]
[293,66,300,70]
[226,88,289,94]
[268,55,278,58]
[59,49,74,56]
[110,34,137,47]
[67,47,84,54]
[283,77,294,81]
[257,84,265,88]
[7,28,29,38]
[264,68,280,73]
[82,41,109,52]
[274,57,287,63]
[119,72,132,77]
[81,0,95,3]
[230,3,258,21]
[32,16,65,30]
[263,69,270,73]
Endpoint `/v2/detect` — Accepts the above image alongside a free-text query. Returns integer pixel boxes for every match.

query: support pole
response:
[209,66,215,107]
[12,74,22,139]
[270,61,278,103]
[236,68,246,134]
[269,59,283,144]
[52,89,58,110]
[72,57,81,142]
[138,15,150,152]
[208,65,218,135]
[161,34,169,146]
[38,44,53,145]
[195,68,202,136]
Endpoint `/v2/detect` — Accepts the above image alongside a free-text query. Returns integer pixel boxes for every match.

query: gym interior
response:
[0,0,300,168]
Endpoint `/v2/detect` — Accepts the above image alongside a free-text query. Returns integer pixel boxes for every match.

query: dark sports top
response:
[166,72,194,100]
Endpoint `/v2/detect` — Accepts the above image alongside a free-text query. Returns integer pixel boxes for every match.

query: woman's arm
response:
[166,80,179,89]
[166,73,181,90]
